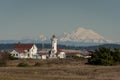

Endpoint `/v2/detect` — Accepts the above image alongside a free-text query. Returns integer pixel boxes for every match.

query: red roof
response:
[15,49,26,54]
[57,48,62,53]
[65,52,79,56]
[38,51,46,55]
[14,44,34,50]
[14,43,34,54]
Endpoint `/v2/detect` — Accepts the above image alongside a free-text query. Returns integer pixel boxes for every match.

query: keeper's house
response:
[10,43,38,59]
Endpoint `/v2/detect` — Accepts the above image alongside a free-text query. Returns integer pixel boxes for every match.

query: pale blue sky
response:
[0,0,120,41]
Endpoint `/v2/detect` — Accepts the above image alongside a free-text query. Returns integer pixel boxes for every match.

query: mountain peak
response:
[59,27,109,43]
[76,27,86,31]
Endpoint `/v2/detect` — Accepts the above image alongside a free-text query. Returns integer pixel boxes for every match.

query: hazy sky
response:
[0,0,120,41]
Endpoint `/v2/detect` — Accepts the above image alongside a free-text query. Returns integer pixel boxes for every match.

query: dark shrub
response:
[111,48,120,62]
[17,62,29,67]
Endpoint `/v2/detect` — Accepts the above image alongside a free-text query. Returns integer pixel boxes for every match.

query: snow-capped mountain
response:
[0,27,115,46]
[58,27,111,43]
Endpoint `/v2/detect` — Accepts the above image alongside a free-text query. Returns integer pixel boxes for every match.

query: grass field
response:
[0,59,120,80]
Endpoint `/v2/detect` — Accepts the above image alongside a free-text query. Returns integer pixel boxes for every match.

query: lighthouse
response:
[49,35,57,58]
[51,35,57,53]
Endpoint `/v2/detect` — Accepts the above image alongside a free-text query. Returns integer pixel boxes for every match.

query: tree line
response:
[88,46,120,66]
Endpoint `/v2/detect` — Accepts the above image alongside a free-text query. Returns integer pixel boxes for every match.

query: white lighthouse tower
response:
[49,35,57,58]
[51,35,57,53]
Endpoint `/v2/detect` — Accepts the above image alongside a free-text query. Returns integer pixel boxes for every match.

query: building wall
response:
[58,52,66,58]
[41,55,47,59]
[11,44,38,59]
[11,50,19,58]
[29,45,38,55]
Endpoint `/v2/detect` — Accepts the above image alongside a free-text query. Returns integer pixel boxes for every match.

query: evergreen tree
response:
[88,47,115,66]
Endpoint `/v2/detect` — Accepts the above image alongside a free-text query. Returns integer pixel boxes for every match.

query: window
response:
[16,54,18,57]
[28,54,30,57]
[13,54,15,56]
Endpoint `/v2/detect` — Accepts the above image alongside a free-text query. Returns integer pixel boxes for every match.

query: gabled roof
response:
[15,49,26,54]
[38,51,46,55]
[14,44,34,50]
[65,52,79,56]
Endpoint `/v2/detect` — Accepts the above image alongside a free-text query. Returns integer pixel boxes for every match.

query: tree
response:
[111,48,120,63]
[88,47,114,66]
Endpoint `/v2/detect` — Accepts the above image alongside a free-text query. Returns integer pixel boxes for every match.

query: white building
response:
[57,52,66,58]
[11,43,38,59]
[47,35,66,59]
[38,50,47,59]
[49,35,58,58]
